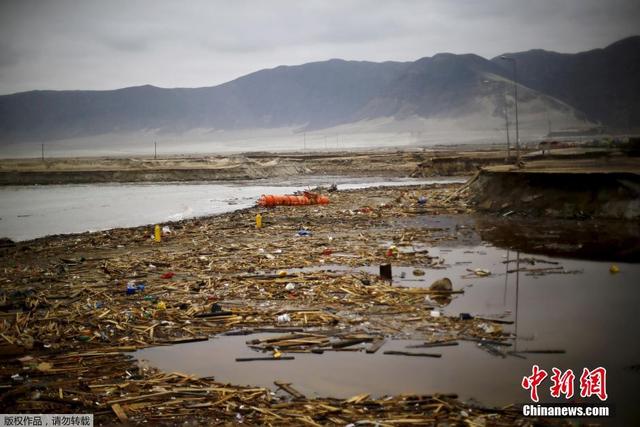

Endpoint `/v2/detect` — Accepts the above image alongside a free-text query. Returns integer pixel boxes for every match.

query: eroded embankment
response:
[0,163,307,185]
[470,168,640,219]
[410,155,512,177]
[0,149,505,185]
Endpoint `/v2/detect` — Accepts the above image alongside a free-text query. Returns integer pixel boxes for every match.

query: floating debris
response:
[0,183,557,425]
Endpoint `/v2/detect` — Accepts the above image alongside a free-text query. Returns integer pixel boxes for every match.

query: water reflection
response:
[476,215,640,262]
[515,251,520,352]
[427,294,452,307]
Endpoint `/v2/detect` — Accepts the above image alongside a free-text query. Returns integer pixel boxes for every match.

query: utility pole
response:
[504,104,511,160]
[484,79,511,161]
[154,141,157,160]
[501,56,520,164]
[41,143,44,162]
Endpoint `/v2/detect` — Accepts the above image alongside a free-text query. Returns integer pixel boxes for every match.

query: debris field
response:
[0,183,566,425]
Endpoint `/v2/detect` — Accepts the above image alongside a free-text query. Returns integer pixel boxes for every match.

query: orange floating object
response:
[257,192,329,207]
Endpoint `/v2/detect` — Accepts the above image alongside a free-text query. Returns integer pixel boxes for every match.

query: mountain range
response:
[0,36,638,147]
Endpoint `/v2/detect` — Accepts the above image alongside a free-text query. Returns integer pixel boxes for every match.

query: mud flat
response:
[470,157,640,219]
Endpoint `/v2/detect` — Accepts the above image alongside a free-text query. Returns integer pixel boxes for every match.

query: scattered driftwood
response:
[0,184,543,425]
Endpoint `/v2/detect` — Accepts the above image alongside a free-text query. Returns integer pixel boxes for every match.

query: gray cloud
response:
[0,0,638,94]
[0,43,20,68]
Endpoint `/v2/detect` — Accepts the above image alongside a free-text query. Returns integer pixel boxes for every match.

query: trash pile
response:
[0,182,562,425]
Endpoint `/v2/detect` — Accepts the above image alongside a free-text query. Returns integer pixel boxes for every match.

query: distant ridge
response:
[492,36,640,130]
[0,36,638,144]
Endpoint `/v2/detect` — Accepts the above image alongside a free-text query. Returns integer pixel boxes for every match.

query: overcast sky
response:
[0,0,638,95]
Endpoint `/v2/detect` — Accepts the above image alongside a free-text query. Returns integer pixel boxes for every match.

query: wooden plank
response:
[274,380,306,400]
[406,341,458,349]
[111,403,128,423]
[194,311,234,318]
[108,391,173,405]
[331,337,372,349]
[345,393,370,404]
[366,338,386,354]
[383,351,442,358]
[158,336,209,344]
[235,356,295,362]
[473,316,514,325]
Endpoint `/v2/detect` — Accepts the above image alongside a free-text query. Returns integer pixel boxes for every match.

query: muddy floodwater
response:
[136,214,640,424]
[0,176,461,241]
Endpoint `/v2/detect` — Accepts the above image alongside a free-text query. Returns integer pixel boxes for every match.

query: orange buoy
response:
[256,193,330,207]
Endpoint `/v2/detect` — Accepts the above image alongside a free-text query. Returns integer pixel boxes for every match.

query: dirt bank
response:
[0,148,513,185]
[410,152,514,177]
[1,146,632,185]
[0,156,308,185]
[469,157,640,219]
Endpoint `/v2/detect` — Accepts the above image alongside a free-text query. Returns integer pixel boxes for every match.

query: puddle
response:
[136,216,640,423]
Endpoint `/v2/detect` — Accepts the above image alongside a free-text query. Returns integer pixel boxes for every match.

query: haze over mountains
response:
[0,36,638,155]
